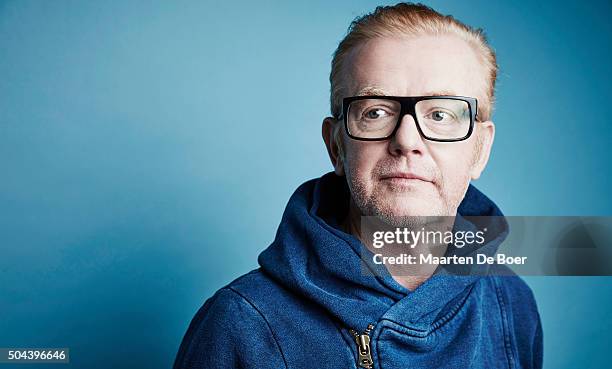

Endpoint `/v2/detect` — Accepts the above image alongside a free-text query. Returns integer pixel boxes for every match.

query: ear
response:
[470,120,495,180]
[322,117,345,176]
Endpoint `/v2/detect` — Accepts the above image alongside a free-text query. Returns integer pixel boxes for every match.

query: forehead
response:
[343,34,487,99]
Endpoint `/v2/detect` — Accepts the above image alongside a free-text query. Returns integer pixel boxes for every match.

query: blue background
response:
[1,0,611,368]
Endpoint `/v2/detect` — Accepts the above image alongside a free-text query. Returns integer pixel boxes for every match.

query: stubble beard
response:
[345,167,464,228]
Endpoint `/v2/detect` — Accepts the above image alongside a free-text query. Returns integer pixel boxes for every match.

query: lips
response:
[380,172,432,183]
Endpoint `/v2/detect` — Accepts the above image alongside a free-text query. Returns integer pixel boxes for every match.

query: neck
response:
[341,199,451,291]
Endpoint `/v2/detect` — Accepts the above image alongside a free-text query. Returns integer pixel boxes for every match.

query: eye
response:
[430,110,449,121]
[364,108,390,120]
[425,109,457,123]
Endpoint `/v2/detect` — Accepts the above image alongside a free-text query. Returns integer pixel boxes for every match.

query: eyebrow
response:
[355,86,387,96]
[354,86,459,97]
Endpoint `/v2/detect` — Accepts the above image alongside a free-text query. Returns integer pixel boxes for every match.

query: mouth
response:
[379,172,432,185]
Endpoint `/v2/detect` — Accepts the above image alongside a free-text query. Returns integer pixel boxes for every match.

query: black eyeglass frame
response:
[336,95,479,142]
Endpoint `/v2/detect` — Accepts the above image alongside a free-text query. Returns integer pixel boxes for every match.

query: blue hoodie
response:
[174,173,542,369]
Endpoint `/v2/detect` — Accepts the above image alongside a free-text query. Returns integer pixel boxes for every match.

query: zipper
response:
[349,324,375,369]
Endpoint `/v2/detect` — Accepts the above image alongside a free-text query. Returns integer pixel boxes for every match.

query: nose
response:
[388,113,427,157]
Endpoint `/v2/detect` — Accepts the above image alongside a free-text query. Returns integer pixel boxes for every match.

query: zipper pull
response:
[349,324,375,369]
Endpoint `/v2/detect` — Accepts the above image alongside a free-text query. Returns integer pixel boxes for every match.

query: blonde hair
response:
[330,2,498,122]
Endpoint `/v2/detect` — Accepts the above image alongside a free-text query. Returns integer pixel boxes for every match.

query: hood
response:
[258,172,509,332]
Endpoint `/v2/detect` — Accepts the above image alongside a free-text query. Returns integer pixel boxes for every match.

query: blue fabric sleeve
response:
[533,316,543,369]
[496,275,543,369]
[173,288,287,369]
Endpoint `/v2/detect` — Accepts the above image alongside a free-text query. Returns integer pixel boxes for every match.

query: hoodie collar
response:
[258,172,508,332]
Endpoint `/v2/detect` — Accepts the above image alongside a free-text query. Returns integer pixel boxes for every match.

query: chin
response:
[373,197,447,225]
[389,191,443,213]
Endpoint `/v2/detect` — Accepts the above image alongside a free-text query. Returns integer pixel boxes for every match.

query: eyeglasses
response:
[337,95,479,142]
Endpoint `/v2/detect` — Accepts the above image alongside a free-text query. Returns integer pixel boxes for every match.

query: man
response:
[174,3,542,368]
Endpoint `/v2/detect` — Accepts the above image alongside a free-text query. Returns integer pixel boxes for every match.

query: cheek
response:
[431,144,475,200]
[433,140,477,176]
[343,142,385,183]
[437,152,471,179]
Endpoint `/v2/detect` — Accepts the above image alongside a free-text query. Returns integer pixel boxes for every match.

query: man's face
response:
[323,35,495,221]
